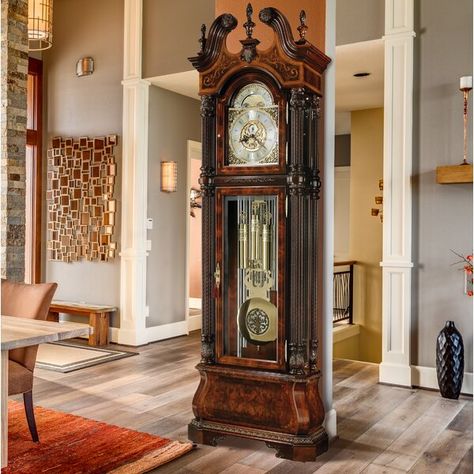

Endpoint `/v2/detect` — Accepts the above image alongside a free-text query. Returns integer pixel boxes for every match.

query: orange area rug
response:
[3,401,193,473]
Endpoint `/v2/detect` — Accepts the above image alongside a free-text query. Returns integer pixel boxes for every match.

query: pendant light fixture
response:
[28,0,53,51]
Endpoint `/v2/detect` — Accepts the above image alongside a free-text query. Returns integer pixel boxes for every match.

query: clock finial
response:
[243,3,255,39]
[240,3,260,63]
[297,10,308,43]
[198,24,207,54]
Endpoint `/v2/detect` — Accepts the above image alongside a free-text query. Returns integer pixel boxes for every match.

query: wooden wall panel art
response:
[47,135,118,262]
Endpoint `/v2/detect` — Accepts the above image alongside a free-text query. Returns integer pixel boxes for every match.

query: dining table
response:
[1,315,90,468]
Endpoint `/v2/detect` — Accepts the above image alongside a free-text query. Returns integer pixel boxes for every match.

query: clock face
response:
[228,83,279,166]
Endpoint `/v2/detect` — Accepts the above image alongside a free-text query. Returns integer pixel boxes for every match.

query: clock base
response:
[189,419,328,462]
[188,364,328,462]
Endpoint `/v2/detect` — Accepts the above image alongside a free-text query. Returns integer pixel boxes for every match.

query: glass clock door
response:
[216,189,285,368]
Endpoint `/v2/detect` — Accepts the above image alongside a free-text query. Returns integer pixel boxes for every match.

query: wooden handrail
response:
[334,260,357,267]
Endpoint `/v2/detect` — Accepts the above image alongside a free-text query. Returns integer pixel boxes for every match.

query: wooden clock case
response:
[187,6,331,462]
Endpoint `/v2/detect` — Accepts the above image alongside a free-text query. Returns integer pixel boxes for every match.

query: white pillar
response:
[119,0,150,345]
[379,0,415,386]
[323,0,337,440]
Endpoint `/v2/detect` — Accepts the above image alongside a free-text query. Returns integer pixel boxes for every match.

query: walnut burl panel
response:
[192,365,324,433]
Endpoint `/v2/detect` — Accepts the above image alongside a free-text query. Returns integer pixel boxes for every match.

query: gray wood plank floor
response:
[28,332,472,473]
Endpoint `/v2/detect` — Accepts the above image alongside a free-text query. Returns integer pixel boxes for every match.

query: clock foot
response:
[188,418,328,462]
[188,419,225,447]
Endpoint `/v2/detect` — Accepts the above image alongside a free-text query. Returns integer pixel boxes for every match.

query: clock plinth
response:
[188,5,331,462]
[188,365,328,462]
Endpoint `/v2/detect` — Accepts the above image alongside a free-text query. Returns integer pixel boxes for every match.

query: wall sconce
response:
[161,161,177,193]
[76,57,94,77]
[28,0,53,51]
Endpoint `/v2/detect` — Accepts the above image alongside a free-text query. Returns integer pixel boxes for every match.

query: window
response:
[25,58,43,283]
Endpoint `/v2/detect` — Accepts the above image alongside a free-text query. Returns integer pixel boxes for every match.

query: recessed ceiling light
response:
[353,72,371,78]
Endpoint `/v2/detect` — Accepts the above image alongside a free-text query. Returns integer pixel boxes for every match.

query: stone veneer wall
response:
[1,0,28,281]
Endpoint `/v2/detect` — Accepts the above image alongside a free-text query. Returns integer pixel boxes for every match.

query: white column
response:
[323,0,336,440]
[379,0,415,386]
[119,0,150,346]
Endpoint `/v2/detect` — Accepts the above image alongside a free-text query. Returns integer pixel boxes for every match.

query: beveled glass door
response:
[216,187,286,369]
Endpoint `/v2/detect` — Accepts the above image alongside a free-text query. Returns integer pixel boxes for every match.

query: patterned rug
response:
[2,401,193,473]
[36,341,137,372]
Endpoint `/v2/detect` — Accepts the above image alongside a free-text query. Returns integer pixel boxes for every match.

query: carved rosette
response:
[200,95,216,117]
[287,164,309,196]
[201,334,215,364]
[288,342,306,375]
[289,87,307,109]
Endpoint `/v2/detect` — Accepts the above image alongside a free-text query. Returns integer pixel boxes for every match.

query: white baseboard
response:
[412,365,473,395]
[189,298,202,310]
[379,362,412,387]
[324,408,337,440]
[109,320,189,346]
[188,313,202,332]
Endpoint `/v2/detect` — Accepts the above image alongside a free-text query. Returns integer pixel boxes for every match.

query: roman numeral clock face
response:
[228,83,279,166]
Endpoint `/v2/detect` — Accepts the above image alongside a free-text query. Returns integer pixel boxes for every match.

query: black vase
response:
[436,321,464,400]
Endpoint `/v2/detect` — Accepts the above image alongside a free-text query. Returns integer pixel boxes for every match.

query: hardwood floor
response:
[28,332,472,473]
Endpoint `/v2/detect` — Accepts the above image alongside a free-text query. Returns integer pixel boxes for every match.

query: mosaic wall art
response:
[47,135,118,262]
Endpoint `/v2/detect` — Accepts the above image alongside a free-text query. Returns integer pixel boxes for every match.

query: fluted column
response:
[199,95,217,364]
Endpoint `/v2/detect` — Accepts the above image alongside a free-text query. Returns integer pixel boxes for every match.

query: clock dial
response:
[227,83,279,167]
[228,107,279,165]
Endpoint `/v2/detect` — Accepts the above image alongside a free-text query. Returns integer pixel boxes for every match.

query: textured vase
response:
[436,321,464,399]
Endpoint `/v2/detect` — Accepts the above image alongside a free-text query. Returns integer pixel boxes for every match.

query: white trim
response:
[323,0,336,434]
[412,366,473,396]
[324,408,337,441]
[110,321,189,345]
[188,313,202,332]
[380,0,415,387]
[333,324,360,344]
[118,0,151,346]
[189,297,202,310]
[185,140,202,334]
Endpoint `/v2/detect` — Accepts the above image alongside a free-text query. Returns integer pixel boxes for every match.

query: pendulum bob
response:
[238,268,277,360]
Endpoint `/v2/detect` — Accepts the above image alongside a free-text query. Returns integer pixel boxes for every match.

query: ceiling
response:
[148,38,384,135]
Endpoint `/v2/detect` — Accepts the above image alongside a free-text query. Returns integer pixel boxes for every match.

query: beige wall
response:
[349,108,384,363]
[43,0,124,325]
[413,0,473,371]
[147,86,201,326]
[142,0,215,78]
[216,0,325,53]
[334,336,360,361]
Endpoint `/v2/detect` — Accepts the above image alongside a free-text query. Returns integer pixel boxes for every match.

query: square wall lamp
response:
[161,161,177,193]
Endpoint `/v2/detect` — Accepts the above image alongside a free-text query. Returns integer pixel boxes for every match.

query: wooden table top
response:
[50,300,117,312]
[1,315,90,351]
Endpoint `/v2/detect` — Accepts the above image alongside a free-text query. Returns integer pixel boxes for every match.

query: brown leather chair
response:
[1,279,57,442]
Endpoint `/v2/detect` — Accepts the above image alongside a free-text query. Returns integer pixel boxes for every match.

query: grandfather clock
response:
[188,5,331,461]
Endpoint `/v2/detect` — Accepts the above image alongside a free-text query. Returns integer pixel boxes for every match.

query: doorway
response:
[186,140,202,332]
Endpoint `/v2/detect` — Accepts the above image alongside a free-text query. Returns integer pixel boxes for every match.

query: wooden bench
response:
[47,301,116,347]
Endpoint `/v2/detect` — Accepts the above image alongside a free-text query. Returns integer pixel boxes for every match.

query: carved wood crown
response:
[188,5,331,96]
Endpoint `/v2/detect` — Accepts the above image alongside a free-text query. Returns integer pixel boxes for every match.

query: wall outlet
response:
[146,217,153,230]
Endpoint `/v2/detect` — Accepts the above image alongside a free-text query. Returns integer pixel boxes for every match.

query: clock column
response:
[199,95,217,364]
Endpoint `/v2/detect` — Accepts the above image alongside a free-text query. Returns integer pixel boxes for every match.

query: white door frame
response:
[185,140,202,332]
